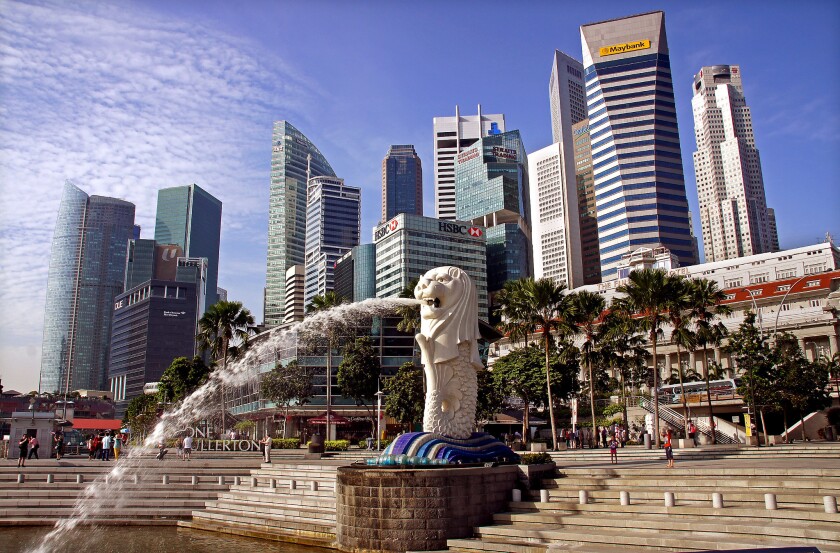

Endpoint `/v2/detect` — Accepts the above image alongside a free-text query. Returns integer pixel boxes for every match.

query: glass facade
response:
[373,213,489,320]
[334,243,376,303]
[303,177,361,307]
[266,121,336,327]
[40,182,135,393]
[573,119,602,284]
[154,184,222,310]
[381,145,423,222]
[453,129,532,297]
[124,239,156,290]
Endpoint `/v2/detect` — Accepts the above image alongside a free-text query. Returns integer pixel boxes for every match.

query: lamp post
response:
[375,390,384,451]
[773,274,811,339]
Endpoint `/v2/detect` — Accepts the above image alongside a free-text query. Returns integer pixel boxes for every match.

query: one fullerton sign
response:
[599,39,651,57]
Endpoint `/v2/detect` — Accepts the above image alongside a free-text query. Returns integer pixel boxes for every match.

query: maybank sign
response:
[599,39,651,57]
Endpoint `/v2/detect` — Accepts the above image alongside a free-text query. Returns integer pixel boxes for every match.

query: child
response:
[609,435,618,464]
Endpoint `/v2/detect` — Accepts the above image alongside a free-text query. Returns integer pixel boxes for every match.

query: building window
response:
[809,299,822,307]
[777,285,791,292]
[805,280,820,288]
[780,303,790,312]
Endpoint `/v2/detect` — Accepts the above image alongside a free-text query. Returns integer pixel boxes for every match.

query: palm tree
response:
[600,310,644,427]
[197,301,256,436]
[689,278,731,444]
[665,276,695,436]
[615,268,674,448]
[494,279,532,348]
[307,291,348,440]
[571,290,607,443]
[396,278,420,334]
[495,278,576,450]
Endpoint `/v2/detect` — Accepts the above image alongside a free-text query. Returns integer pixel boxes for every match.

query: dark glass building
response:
[381,145,423,222]
[454,129,533,296]
[154,184,222,310]
[40,182,135,393]
[108,279,198,418]
[334,243,377,303]
[265,121,336,327]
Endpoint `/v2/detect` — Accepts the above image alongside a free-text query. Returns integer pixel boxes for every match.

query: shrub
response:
[324,439,349,451]
[519,452,553,465]
[601,403,623,417]
[271,438,300,449]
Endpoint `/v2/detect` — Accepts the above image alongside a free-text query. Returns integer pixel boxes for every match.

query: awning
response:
[69,418,123,431]
[307,413,351,426]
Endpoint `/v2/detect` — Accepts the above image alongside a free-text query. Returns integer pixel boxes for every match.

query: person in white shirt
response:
[183,435,193,460]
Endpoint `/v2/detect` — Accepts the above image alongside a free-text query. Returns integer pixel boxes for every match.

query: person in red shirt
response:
[663,429,674,468]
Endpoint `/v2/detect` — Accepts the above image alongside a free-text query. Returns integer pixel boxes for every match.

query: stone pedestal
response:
[336,464,518,552]
[677,439,695,449]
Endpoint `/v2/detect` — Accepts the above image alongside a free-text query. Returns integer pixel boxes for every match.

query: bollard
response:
[76,474,84,484]
[162,475,169,485]
[824,496,838,514]
[290,480,297,490]
[191,476,198,486]
[764,493,777,510]
[133,474,140,485]
[712,492,724,509]
[218,476,225,486]
[234,476,241,486]
[664,492,675,508]
[540,489,549,503]
[620,491,630,506]
[310,480,319,492]
[251,477,258,487]
[579,490,589,505]
[512,489,522,502]
[47,474,54,484]
[17,474,24,484]
[270,478,277,489]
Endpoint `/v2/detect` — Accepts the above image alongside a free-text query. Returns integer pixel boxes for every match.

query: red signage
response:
[457,148,480,164]
[469,227,482,237]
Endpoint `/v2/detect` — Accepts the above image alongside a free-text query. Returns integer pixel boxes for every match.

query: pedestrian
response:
[53,431,64,461]
[101,432,112,461]
[18,434,30,467]
[183,434,193,460]
[601,427,608,449]
[27,435,40,459]
[177,436,184,460]
[259,433,272,463]
[156,442,167,461]
[609,435,618,464]
[688,420,698,446]
[663,429,674,468]
[92,434,102,460]
[113,433,122,460]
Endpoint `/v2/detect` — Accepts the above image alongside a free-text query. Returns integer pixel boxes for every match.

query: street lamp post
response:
[773,274,812,339]
[375,390,384,452]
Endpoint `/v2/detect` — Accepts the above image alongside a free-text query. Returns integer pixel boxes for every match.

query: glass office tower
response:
[454,129,532,295]
[580,11,697,280]
[266,121,336,327]
[154,183,221,311]
[40,181,135,393]
[381,145,423,222]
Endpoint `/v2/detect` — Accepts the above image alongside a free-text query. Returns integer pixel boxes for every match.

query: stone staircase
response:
[547,441,840,462]
[439,465,840,553]
[0,458,259,526]
[180,461,341,548]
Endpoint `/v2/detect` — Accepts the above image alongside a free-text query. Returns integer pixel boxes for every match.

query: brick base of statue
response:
[382,431,520,464]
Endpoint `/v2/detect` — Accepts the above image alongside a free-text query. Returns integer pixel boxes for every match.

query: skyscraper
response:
[691,64,779,261]
[549,50,588,146]
[303,176,361,307]
[572,119,602,284]
[454,129,532,297]
[40,181,135,393]
[580,11,698,280]
[433,105,505,220]
[154,183,222,309]
[382,145,423,222]
[265,121,336,327]
[334,244,377,303]
[528,143,583,287]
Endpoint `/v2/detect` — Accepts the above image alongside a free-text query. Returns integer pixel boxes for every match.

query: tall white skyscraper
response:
[691,64,779,261]
[581,11,698,280]
[528,143,583,288]
[550,50,588,146]
[433,105,505,220]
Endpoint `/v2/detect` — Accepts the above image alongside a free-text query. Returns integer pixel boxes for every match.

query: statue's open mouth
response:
[424,298,441,308]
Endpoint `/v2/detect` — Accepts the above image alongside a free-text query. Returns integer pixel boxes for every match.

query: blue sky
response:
[1,0,838,392]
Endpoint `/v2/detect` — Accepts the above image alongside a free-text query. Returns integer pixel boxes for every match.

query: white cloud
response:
[0,0,319,391]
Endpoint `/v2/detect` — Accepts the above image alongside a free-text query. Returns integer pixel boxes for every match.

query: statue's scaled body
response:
[414,266,483,440]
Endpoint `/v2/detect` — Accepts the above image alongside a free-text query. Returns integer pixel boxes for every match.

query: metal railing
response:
[635,397,737,445]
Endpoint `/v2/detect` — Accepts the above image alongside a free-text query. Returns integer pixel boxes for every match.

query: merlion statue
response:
[414,266,483,439]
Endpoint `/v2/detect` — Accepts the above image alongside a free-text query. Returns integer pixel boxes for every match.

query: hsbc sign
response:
[438,222,483,238]
[374,218,400,241]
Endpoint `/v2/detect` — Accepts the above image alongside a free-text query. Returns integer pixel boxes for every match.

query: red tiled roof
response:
[70,418,122,430]
[721,270,839,304]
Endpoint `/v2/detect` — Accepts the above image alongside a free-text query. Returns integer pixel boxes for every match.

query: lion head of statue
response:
[414,266,482,368]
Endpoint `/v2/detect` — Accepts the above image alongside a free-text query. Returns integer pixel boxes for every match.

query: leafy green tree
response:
[773,333,831,441]
[158,356,211,404]
[727,312,776,442]
[475,367,505,425]
[306,291,348,438]
[614,269,676,447]
[494,278,576,450]
[261,360,314,437]
[197,300,257,435]
[383,362,425,431]
[664,275,695,435]
[689,278,731,444]
[123,394,158,441]
[338,337,381,434]
[396,278,420,334]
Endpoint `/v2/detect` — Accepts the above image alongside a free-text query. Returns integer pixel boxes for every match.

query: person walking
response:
[601,427,608,449]
[259,433,272,463]
[101,432,112,461]
[27,435,40,459]
[663,429,674,468]
[53,431,64,461]
[183,435,192,461]
[688,420,698,446]
[113,433,122,460]
[609,435,619,464]
[18,434,30,467]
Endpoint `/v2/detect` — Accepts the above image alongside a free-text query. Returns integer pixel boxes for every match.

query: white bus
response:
[658,378,741,403]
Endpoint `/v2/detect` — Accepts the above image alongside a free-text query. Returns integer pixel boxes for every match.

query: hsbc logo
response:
[389,219,398,231]
[438,222,483,238]
[375,218,400,241]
